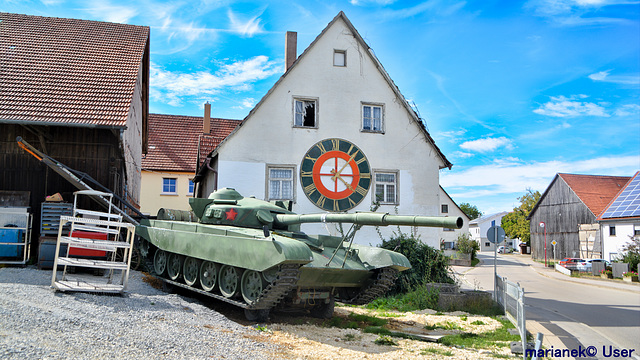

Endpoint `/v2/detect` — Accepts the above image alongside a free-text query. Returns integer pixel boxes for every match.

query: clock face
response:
[300,138,371,212]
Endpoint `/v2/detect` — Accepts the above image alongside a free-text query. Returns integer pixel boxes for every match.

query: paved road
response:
[454,252,640,360]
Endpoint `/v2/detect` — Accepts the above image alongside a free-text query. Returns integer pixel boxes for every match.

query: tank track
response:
[151,255,302,310]
[343,267,399,305]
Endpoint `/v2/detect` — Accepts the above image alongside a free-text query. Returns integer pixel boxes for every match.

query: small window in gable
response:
[334,50,346,67]
[294,98,317,128]
[374,171,398,205]
[362,104,383,132]
[441,204,449,214]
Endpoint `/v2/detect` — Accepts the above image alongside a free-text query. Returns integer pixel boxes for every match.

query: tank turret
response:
[136,187,466,322]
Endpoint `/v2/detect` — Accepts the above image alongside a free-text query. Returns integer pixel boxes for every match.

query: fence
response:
[495,274,527,360]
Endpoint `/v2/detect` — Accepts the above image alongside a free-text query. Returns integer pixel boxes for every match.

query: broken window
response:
[362,104,383,132]
[294,99,317,127]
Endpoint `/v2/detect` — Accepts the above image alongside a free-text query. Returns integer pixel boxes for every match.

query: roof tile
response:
[0,12,149,127]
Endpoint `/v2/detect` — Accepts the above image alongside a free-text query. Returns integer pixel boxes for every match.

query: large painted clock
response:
[300,138,371,212]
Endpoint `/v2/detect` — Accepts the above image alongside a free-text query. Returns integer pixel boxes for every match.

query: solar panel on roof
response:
[601,173,640,219]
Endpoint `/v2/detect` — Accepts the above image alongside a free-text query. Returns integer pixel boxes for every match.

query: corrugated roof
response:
[142,114,241,172]
[559,173,631,217]
[0,12,149,127]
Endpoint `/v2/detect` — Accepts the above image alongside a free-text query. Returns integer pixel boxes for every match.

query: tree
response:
[459,202,482,220]
[618,235,640,273]
[501,189,541,245]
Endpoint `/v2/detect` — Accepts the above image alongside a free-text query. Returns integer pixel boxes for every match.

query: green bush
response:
[379,231,453,295]
[456,233,479,260]
[618,236,640,273]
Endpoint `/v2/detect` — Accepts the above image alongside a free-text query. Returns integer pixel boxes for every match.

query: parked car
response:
[497,246,513,254]
[576,259,610,272]
[559,257,583,270]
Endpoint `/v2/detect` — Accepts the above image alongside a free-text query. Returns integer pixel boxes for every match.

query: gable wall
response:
[529,177,596,260]
[211,17,446,246]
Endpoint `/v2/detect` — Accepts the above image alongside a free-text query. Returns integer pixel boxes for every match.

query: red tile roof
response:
[0,12,149,127]
[142,114,241,172]
[559,173,631,217]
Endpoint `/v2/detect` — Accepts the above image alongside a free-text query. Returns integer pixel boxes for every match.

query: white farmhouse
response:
[194,12,462,247]
[469,212,511,252]
[597,171,640,262]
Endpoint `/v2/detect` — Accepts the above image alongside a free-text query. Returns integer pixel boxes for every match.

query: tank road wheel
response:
[310,295,335,319]
[244,308,270,322]
[219,265,240,298]
[199,261,218,292]
[241,270,264,305]
[262,266,279,283]
[183,257,201,287]
[167,253,183,281]
[154,249,167,276]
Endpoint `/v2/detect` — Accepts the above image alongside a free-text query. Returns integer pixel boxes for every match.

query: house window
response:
[485,242,490,247]
[188,180,195,195]
[609,226,616,236]
[162,178,177,194]
[374,171,398,204]
[294,98,317,127]
[334,50,346,67]
[634,225,640,236]
[267,166,294,201]
[441,204,449,214]
[444,227,454,232]
[362,104,383,132]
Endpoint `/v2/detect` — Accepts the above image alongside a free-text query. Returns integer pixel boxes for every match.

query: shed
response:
[0,13,150,254]
[527,173,630,260]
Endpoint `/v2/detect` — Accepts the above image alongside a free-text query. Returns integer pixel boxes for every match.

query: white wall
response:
[601,221,639,261]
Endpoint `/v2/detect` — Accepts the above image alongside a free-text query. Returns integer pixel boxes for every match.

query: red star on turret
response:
[225,208,238,221]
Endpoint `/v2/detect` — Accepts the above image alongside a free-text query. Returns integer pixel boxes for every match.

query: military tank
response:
[136,188,462,321]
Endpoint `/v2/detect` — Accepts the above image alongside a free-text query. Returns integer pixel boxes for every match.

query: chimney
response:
[203,102,211,134]
[285,31,297,72]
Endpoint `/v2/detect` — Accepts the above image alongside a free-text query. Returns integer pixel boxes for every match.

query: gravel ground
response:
[0,266,279,360]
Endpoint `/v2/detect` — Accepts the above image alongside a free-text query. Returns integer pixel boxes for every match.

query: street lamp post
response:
[539,222,547,267]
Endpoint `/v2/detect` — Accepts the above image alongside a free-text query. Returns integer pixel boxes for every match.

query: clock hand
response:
[330,169,355,191]
[331,151,358,181]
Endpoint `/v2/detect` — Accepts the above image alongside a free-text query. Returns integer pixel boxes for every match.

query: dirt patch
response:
[256,306,516,359]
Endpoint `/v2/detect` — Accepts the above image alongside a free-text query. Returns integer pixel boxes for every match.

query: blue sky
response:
[3,0,639,215]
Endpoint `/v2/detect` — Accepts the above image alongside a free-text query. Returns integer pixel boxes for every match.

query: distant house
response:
[439,187,471,249]
[0,13,150,244]
[140,108,240,215]
[597,171,640,261]
[527,173,630,261]
[193,12,457,247]
[469,212,510,252]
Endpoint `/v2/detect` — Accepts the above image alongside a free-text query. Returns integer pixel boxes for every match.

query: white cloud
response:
[525,0,637,25]
[81,0,138,23]
[150,56,280,106]
[440,155,639,212]
[227,9,264,37]
[460,137,514,153]
[615,104,640,117]
[589,70,640,85]
[533,95,609,117]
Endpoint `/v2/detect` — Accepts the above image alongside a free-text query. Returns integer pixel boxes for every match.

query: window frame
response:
[441,204,449,214]
[609,225,616,236]
[162,177,177,195]
[187,179,195,195]
[373,170,399,205]
[266,164,296,201]
[293,97,319,128]
[333,49,346,67]
[361,103,385,133]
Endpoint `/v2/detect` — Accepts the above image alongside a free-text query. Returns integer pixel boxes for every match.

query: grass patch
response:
[374,335,398,346]
[420,347,454,356]
[424,321,463,331]
[470,320,485,326]
[323,313,387,330]
[439,317,520,349]
[471,258,480,267]
[366,284,439,312]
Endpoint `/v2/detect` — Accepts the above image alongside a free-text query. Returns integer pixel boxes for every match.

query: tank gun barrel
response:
[274,213,462,229]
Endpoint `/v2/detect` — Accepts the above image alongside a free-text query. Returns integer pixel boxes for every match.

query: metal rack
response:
[51,191,135,293]
[0,207,32,265]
